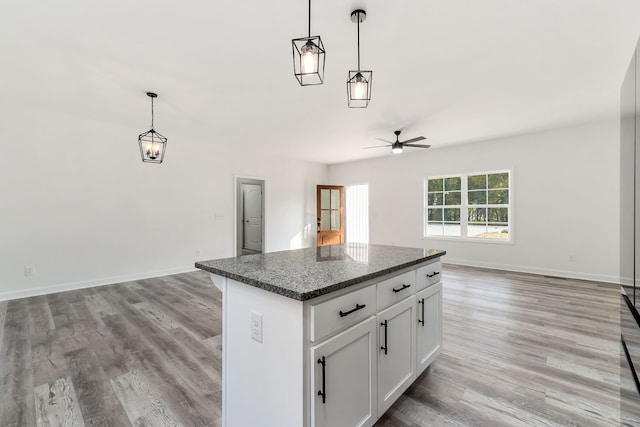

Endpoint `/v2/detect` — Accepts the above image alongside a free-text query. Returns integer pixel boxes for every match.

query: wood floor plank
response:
[0,298,36,427]
[111,370,180,426]
[34,376,85,427]
[28,298,70,388]
[129,284,217,340]
[64,347,131,426]
[0,300,7,357]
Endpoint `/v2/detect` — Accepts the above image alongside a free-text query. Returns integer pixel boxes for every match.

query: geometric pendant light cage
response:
[347,9,372,108]
[292,0,325,86]
[138,92,167,164]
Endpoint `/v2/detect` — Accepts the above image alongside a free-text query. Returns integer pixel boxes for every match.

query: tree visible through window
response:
[425,171,511,241]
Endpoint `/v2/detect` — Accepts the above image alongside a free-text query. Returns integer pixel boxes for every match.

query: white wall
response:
[0,105,327,300]
[328,120,620,283]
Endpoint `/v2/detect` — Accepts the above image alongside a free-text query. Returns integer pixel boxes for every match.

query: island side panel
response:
[225,279,305,427]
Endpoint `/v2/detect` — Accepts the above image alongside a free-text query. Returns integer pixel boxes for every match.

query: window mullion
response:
[461,175,467,237]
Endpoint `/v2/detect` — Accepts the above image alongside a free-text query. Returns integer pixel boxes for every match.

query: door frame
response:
[235,176,265,256]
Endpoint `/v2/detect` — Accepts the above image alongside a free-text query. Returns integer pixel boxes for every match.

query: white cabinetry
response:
[311,285,376,342]
[376,270,415,310]
[416,260,442,291]
[311,317,377,427]
[416,282,442,373]
[377,296,416,414]
[309,260,442,427]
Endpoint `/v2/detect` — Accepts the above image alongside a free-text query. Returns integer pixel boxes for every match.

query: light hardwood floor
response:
[0,265,623,426]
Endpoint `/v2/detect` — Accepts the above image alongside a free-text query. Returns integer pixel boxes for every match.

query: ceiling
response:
[2,0,640,165]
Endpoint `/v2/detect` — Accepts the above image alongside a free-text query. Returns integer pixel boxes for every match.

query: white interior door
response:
[242,184,262,251]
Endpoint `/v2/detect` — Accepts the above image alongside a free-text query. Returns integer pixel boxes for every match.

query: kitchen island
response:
[195,243,446,427]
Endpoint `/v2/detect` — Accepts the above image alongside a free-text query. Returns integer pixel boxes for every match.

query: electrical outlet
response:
[251,311,263,343]
[24,266,34,276]
[195,249,201,257]
[569,254,576,262]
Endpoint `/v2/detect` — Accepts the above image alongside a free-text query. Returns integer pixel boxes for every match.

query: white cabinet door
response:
[377,296,416,415]
[311,316,377,427]
[416,282,442,374]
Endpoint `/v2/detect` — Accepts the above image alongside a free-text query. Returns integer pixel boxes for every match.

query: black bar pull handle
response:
[339,303,366,318]
[426,271,440,278]
[418,298,425,326]
[392,283,411,293]
[380,320,388,355]
[317,356,326,404]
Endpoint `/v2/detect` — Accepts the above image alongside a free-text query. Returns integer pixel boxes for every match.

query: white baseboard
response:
[621,276,634,286]
[0,266,198,302]
[0,260,623,302]
[443,258,621,285]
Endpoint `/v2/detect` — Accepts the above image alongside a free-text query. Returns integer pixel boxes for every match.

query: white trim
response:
[443,258,619,284]
[422,236,514,245]
[0,266,197,302]
[621,277,634,286]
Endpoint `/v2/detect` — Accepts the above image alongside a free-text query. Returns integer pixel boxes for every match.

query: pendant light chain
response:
[357,11,361,71]
[150,96,155,129]
[308,0,311,37]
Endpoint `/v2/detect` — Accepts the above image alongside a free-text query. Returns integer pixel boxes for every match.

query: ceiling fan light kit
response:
[391,142,403,154]
[292,0,326,86]
[347,9,372,108]
[138,92,167,164]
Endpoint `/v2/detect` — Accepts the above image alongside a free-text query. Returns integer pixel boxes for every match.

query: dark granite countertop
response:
[195,244,445,301]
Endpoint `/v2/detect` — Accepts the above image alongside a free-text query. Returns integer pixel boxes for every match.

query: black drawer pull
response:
[339,303,366,317]
[418,298,425,326]
[426,271,440,278]
[392,283,411,293]
[317,356,326,404]
[380,320,388,355]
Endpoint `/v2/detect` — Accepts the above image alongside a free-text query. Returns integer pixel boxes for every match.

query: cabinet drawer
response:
[311,285,376,342]
[416,261,442,291]
[377,271,415,310]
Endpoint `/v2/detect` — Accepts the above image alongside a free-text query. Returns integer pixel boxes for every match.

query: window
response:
[425,170,511,241]
[426,177,461,237]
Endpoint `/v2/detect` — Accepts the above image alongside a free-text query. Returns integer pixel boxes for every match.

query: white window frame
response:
[423,169,513,244]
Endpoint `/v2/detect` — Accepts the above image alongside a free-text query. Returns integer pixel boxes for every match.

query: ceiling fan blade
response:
[404,144,431,148]
[401,136,426,144]
[375,138,393,144]
[363,145,390,149]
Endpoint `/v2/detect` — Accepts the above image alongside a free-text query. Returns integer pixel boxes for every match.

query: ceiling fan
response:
[365,130,431,154]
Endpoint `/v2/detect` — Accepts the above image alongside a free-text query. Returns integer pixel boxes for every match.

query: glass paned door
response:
[317,185,345,246]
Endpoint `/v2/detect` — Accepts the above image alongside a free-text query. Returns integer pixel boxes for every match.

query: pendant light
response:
[292,0,325,86]
[138,92,167,164]
[347,9,372,108]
